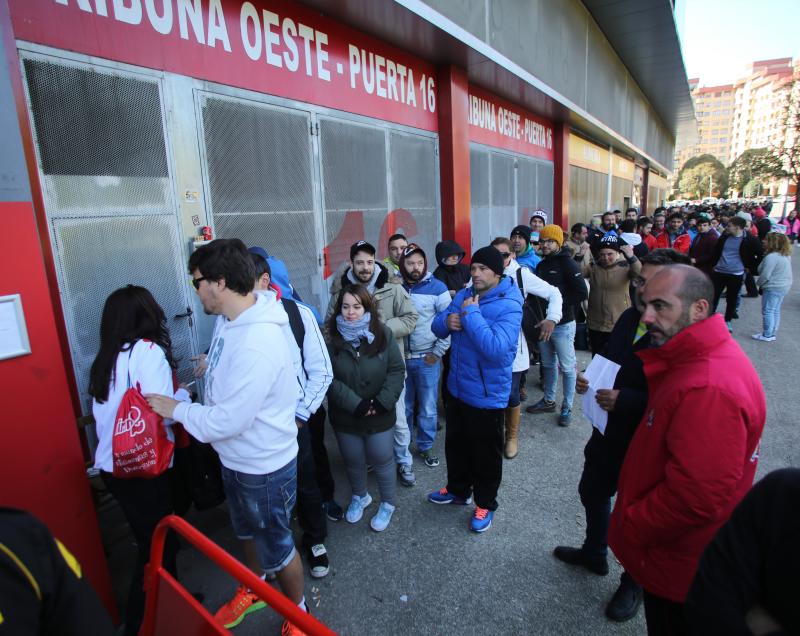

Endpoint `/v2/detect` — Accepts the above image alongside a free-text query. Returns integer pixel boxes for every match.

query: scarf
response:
[336,312,374,348]
[347,266,381,295]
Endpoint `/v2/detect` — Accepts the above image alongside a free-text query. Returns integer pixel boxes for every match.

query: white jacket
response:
[263,290,333,422]
[506,259,563,372]
[174,293,298,475]
[92,340,189,472]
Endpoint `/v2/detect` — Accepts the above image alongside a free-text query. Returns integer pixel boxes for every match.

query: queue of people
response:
[86,197,794,635]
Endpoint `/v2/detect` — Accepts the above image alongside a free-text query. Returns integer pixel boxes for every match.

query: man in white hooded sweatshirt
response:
[146,239,307,634]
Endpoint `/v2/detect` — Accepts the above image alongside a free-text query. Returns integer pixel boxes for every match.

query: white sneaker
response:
[370,502,396,532]
[345,493,373,523]
[751,333,776,342]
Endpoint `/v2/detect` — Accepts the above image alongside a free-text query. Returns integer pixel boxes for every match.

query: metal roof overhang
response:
[297,0,696,174]
[582,0,698,154]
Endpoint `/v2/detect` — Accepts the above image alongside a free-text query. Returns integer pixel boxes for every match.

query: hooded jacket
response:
[402,272,451,358]
[516,244,541,271]
[608,313,766,603]
[534,249,589,325]
[689,229,720,275]
[173,292,299,475]
[327,262,418,357]
[655,227,691,253]
[433,240,470,293]
[432,275,522,409]
[580,251,641,333]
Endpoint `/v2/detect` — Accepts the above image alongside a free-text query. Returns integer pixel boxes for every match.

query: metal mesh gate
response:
[198,94,322,313]
[319,117,440,282]
[20,55,196,413]
[469,143,554,253]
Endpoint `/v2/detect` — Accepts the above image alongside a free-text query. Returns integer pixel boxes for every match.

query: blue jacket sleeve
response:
[432,292,463,338]
[460,300,522,363]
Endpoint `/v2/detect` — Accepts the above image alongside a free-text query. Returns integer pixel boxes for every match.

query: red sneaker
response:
[213,586,267,628]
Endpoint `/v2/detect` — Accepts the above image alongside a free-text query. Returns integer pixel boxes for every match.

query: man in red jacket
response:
[654,212,691,254]
[608,265,766,636]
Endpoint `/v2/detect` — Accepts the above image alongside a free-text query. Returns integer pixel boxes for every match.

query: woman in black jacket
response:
[326,284,405,532]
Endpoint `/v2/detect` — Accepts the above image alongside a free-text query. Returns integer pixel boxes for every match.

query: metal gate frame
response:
[16,42,201,415]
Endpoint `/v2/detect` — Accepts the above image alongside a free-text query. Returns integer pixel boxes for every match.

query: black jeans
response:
[643,591,689,636]
[588,329,611,358]
[441,349,453,408]
[308,406,335,501]
[444,398,504,510]
[102,471,178,636]
[296,420,327,549]
[711,272,743,322]
[577,444,616,559]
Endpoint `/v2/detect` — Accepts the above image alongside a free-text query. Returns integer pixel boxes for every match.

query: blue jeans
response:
[221,458,298,575]
[393,384,412,466]
[762,289,787,338]
[404,357,442,452]
[538,321,577,410]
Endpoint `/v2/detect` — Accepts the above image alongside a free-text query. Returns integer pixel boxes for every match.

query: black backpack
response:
[516,268,546,342]
[282,298,306,367]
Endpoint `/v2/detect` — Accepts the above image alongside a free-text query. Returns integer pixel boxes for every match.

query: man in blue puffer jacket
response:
[428,246,523,533]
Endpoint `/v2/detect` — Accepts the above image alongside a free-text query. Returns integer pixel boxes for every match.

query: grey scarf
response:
[336,312,375,348]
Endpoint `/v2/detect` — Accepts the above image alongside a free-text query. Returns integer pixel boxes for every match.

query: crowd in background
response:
[22,198,794,636]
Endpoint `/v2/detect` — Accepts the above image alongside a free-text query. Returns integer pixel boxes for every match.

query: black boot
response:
[605,571,643,622]
[552,545,608,576]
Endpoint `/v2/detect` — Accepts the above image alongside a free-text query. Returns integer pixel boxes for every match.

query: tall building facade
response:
[674,58,798,180]
[730,58,797,163]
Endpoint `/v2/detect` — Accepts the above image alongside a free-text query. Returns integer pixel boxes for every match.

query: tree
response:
[728,148,784,193]
[771,77,800,204]
[677,155,729,198]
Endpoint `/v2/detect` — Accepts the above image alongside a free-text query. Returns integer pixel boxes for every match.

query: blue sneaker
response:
[370,502,396,532]
[470,507,494,533]
[345,493,373,523]
[558,405,571,427]
[427,487,473,505]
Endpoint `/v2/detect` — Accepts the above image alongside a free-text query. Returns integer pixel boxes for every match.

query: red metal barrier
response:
[141,515,337,636]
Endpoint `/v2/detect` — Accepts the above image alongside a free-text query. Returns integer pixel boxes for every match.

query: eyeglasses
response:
[191,276,207,290]
[499,252,511,259]
[631,276,646,288]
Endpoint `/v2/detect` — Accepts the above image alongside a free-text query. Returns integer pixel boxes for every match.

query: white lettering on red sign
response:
[50,0,435,119]
[468,90,553,158]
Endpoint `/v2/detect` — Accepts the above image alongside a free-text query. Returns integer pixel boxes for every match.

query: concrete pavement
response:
[103,255,800,635]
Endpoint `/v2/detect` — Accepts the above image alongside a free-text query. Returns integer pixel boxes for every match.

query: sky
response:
[678,0,800,87]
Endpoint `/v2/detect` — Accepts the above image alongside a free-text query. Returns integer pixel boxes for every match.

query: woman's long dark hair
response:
[89,285,177,403]
[326,284,387,356]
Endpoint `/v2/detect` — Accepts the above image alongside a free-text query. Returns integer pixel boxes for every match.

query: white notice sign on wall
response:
[0,295,31,360]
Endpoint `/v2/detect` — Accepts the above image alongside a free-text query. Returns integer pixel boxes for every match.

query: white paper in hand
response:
[581,354,621,435]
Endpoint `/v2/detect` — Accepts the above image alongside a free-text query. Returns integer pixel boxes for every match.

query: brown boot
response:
[504,405,521,459]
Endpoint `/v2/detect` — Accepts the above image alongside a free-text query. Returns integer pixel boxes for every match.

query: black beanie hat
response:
[510,225,533,243]
[471,246,505,277]
[350,240,376,261]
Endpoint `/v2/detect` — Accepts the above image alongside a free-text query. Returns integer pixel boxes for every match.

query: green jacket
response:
[326,325,405,436]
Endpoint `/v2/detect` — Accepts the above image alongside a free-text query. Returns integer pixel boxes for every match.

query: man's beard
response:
[646,307,693,346]
[355,268,373,282]
[406,270,422,281]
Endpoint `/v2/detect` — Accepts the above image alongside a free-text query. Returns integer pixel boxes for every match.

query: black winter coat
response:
[583,306,650,486]
[534,250,588,325]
